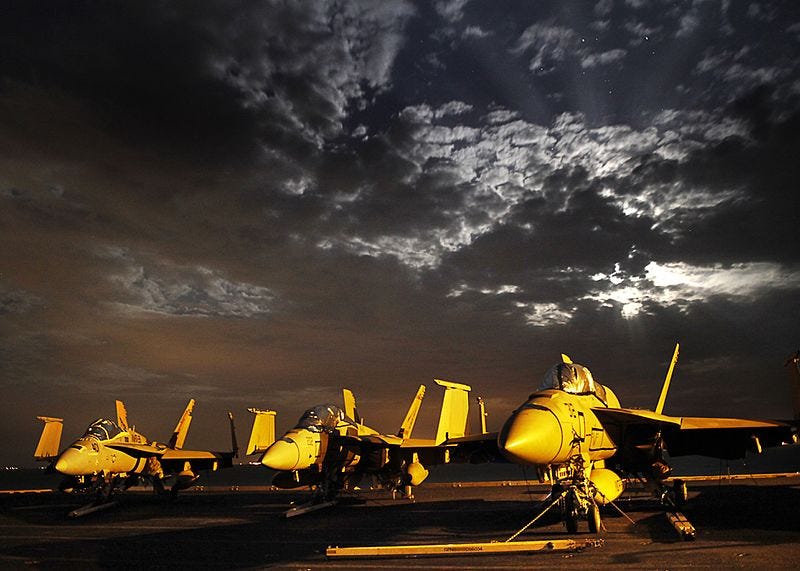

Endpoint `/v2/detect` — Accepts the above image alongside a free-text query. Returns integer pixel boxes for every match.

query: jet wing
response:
[105,443,235,469]
[593,407,795,460]
[338,434,404,447]
[336,432,502,466]
[160,448,235,471]
[399,438,437,448]
[106,442,168,457]
[661,416,795,459]
[438,432,504,464]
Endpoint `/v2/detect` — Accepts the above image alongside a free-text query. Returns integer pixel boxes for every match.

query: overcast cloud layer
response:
[2,0,799,465]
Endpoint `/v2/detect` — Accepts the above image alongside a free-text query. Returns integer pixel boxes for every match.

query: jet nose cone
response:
[498,407,563,465]
[54,448,85,476]
[260,438,301,471]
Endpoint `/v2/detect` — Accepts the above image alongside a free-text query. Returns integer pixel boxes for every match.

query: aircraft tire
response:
[564,493,579,533]
[588,503,601,534]
[565,513,579,534]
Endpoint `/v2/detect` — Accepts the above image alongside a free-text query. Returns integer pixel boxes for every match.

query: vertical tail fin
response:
[397,385,426,439]
[116,400,130,431]
[342,388,361,424]
[246,408,276,455]
[168,399,195,449]
[785,350,800,421]
[434,379,472,444]
[34,416,63,460]
[655,343,680,415]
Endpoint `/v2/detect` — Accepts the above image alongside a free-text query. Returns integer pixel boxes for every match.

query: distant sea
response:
[3,444,798,491]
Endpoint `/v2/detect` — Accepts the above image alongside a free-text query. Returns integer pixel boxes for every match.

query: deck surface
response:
[1,476,799,569]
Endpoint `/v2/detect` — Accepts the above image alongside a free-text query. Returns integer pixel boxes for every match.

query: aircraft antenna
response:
[228,412,239,458]
[655,343,680,414]
[785,350,800,421]
[476,396,488,434]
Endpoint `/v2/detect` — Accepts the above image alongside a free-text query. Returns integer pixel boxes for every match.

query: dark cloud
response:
[0,286,44,316]
[1,1,799,466]
[620,90,800,265]
[0,0,416,161]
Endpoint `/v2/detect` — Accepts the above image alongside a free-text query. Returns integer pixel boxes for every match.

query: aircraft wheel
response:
[673,479,688,508]
[565,512,579,534]
[564,493,579,533]
[587,503,601,534]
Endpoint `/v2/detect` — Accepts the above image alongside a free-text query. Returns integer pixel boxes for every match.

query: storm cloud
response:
[1,0,799,465]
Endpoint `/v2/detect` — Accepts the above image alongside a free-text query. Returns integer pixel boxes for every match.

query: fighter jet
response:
[34,399,240,515]
[250,380,473,514]
[451,344,798,534]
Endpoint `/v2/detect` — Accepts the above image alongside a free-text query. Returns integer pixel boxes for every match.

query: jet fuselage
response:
[55,433,146,477]
[260,427,326,472]
[53,418,149,477]
[498,387,621,466]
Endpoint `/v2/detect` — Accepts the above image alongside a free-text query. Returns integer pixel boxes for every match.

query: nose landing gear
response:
[560,477,604,534]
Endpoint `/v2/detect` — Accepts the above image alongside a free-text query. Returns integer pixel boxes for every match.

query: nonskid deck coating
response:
[0,475,799,569]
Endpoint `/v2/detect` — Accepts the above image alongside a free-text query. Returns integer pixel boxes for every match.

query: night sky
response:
[2,1,799,467]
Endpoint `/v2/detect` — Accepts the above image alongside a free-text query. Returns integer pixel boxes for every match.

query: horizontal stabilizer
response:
[34,416,63,460]
[434,379,472,444]
[246,408,277,456]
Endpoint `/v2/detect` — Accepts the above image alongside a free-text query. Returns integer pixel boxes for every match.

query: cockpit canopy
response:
[83,418,123,441]
[538,362,607,403]
[295,404,345,433]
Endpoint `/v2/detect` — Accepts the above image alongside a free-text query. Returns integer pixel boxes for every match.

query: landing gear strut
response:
[553,455,606,534]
